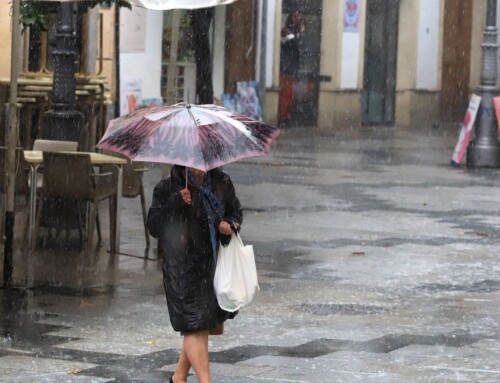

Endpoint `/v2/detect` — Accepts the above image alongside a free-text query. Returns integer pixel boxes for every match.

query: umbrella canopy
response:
[35,0,238,10]
[128,0,237,10]
[96,103,281,171]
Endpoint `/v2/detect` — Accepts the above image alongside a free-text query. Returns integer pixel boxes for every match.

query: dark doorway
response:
[440,0,472,122]
[362,0,400,125]
[279,0,322,127]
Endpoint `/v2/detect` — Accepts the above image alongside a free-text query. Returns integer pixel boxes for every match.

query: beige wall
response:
[271,0,282,89]
[265,89,279,125]
[470,0,486,89]
[396,0,418,90]
[0,2,13,79]
[317,0,341,129]
[395,0,419,126]
[318,90,362,129]
[320,0,342,90]
[265,0,282,125]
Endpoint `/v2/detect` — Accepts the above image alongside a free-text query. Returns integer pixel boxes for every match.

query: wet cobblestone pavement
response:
[1,125,500,382]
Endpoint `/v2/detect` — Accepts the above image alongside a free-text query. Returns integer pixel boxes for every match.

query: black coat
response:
[147,166,243,333]
[280,33,301,76]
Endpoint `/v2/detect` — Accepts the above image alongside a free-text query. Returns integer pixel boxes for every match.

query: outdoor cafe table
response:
[23,150,127,252]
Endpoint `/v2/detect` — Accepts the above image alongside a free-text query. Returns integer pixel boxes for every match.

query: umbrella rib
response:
[187,106,201,127]
[185,106,205,170]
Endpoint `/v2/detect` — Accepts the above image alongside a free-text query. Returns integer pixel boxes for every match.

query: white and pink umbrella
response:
[121,0,238,9]
[34,0,238,9]
[96,103,281,171]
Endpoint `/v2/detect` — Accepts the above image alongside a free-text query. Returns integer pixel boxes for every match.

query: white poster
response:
[343,0,361,33]
[120,7,147,52]
[340,32,360,89]
[120,79,142,116]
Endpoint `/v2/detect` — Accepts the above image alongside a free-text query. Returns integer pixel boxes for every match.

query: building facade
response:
[264,0,491,129]
[0,0,495,130]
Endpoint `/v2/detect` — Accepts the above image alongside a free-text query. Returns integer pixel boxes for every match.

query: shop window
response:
[161,10,196,104]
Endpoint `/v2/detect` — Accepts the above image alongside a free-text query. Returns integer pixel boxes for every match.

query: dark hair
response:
[285,11,305,34]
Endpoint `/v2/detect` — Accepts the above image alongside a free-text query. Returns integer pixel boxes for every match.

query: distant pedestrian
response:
[279,11,305,128]
[147,165,242,383]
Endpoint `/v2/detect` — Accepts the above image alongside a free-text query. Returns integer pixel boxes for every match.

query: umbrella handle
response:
[186,166,188,189]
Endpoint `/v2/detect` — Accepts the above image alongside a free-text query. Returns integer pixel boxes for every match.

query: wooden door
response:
[440,0,472,122]
[224,0,256,94]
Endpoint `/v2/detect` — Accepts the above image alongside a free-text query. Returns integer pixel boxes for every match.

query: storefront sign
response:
[451,94,481,166]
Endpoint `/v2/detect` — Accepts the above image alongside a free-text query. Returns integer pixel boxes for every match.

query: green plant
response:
[86,0,132,10]
[19,0,47,31]
[17,0,132,32]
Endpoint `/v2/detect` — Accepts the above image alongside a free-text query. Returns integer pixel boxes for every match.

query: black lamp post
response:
[467,0,500,168]
[44,2,82,142]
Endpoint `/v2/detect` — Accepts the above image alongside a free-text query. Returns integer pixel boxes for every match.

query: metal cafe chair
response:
[32,139,79,186]
[0,147,30,241]
[33,139,78,152]
[32,139,82,240]
[123,162,150,247]
[34,152,117,252]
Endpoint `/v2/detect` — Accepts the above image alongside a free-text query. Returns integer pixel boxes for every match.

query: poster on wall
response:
[222,93,240,113]
[236,81,262,120]
[343,0,360,33]
[120,79,142,116]
[222,81,262,121]
[450,94,481,167]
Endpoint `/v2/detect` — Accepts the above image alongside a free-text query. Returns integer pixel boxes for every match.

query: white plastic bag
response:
[214,232,259,312]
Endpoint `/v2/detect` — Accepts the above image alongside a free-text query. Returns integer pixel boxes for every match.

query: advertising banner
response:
[120,79,142,116]
[343,0,361,33]
[451,94,481,166]
[493,96,500,132]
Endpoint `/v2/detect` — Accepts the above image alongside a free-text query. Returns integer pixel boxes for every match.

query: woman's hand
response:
[219,221,239,235]
[179,188,191,205]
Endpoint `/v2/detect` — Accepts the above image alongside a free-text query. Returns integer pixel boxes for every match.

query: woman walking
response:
[147,165,242,383]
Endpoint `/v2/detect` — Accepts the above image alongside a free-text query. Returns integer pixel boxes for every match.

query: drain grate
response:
[294,303,389,316]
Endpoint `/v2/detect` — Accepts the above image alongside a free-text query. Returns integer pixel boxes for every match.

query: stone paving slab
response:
[2,126,500,382]
[0,355,111,383]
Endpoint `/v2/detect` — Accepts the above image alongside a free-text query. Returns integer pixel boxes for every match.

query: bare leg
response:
[172,343,191,383]
[181,330,211,383]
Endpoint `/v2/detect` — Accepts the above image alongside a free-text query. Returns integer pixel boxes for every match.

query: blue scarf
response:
[187,171,224,262]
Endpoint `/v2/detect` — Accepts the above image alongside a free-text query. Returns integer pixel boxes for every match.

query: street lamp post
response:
[467,0,500,168]
[44,2,82,142]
